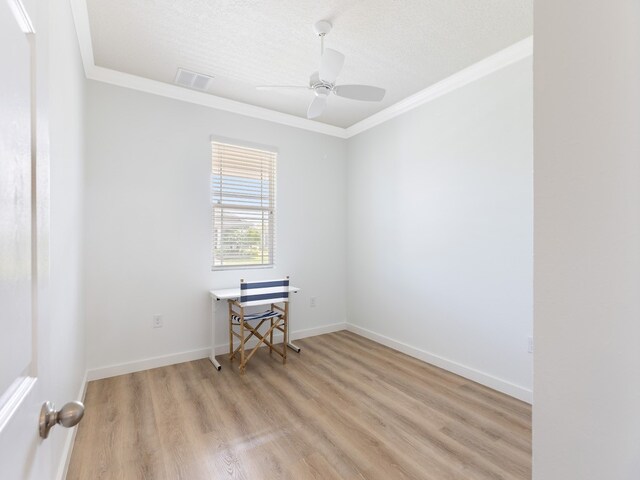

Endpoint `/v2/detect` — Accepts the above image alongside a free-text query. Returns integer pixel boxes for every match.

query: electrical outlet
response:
[310,297,317,308]
[527,336,533,353]
[153,314,163,328]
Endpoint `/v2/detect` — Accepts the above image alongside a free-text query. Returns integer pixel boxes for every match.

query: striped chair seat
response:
[231,310,283,324]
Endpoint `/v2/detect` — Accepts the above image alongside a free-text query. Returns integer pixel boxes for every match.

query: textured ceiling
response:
[86,0,532,128]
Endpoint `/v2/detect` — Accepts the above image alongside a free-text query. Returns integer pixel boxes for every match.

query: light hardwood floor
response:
[67,331,531,480]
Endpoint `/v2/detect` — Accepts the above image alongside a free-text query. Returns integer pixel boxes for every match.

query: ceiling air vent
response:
[174,68,214,91]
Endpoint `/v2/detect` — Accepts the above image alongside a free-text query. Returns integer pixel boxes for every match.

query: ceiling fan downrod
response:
[313,20,333,55]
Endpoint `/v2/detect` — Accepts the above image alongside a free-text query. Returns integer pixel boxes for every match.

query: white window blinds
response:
[211,141,276,269]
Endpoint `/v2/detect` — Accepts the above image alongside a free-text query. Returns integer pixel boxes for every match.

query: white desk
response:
[209,286,301,370]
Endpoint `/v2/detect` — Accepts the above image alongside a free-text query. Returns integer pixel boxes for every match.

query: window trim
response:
[210,135,278,155]
[210,136,278,271]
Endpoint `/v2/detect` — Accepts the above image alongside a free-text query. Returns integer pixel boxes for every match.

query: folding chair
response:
[228,277,290,374]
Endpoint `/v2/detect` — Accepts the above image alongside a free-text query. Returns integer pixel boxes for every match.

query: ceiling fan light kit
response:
[256,20,386,119]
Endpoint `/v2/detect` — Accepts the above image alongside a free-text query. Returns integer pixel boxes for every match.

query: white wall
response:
[346,57,533,401]
[47,0,87,477]
[84,82,347,372]
[82,46,534,405]
[533,1,640,479]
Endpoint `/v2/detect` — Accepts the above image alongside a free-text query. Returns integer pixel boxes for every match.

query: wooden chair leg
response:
[282,302,289,364]
[282,311,288,365]
[230,298,290,373]
[269,318,274,354]
[228,302,233,361]
[239,316,246,374]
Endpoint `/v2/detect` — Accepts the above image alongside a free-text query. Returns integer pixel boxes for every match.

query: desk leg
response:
[285,301,301,353]
[209,297,222,371]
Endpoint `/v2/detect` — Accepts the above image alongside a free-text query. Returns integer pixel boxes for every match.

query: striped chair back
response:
[239,278,290,307]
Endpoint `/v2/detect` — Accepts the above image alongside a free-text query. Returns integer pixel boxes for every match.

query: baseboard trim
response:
[60,321,529,478]
[213,322,347,356]
[346,323,533,404]
[86,347,212,381]
[56,370,88,480]
[86,320,530,403]
[87,322,348,382]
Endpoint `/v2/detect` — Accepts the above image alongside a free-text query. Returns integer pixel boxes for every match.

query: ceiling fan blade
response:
[334,85,386,102]
[307,95,327,119]
[319,48,345,84]
[309,71,320,86]
[256,85,310,91]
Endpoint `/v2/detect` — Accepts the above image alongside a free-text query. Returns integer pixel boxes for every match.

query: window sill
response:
[211,264,274,272]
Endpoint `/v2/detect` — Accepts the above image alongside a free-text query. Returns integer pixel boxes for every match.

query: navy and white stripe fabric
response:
[231,310,282,324]
[239,278,289,307]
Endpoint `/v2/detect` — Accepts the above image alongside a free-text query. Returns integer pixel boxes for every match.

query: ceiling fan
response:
[256,20,386,119]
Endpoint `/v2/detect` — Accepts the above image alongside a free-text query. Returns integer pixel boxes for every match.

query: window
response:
[211,140,276,269]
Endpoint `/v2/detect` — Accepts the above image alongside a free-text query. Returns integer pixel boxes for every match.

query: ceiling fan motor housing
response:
[314,84,331,97]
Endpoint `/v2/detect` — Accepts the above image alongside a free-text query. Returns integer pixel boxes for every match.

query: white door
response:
[0,1,50,478]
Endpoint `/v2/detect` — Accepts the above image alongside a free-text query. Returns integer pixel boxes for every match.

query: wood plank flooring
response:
[67,331,531,480]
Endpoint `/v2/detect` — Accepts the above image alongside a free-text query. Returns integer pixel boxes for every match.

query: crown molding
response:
[70,0,532,140]
[69,0,347,138]
[69,0,95,77]
[87,65,349,138]
[345,36,533,138]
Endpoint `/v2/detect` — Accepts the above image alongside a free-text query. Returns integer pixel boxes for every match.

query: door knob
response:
[39,400,85,439]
